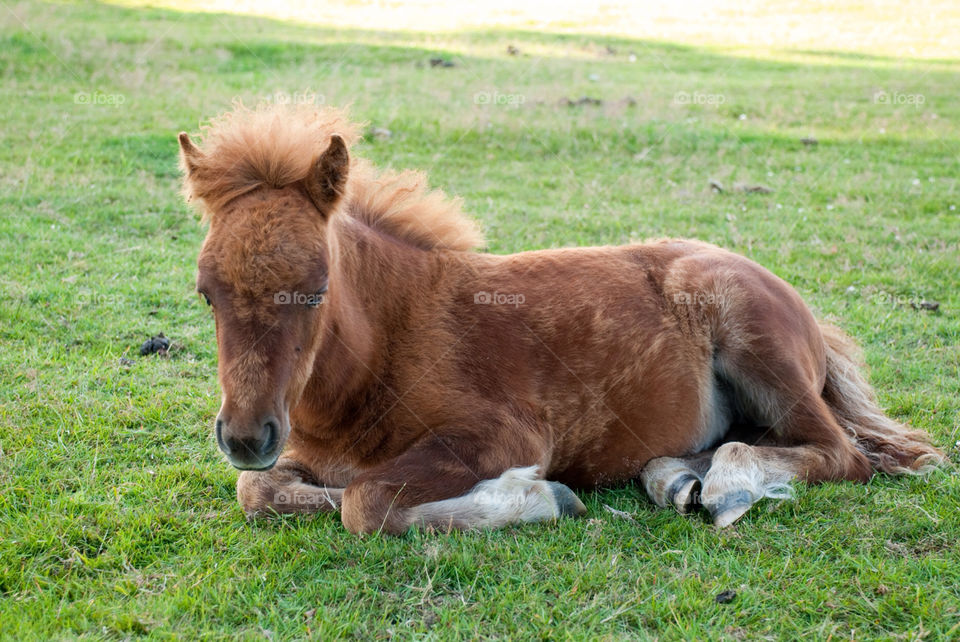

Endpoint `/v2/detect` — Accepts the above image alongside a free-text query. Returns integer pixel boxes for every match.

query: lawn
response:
[1,0,958,638]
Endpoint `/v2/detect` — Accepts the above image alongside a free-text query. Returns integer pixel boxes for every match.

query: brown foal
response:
[179,103,943,534]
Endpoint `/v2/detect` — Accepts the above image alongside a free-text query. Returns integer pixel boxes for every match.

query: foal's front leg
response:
[339,434,586,535]
[236,457,344,516]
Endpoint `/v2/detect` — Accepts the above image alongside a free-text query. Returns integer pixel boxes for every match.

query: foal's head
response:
[179,115,351,470]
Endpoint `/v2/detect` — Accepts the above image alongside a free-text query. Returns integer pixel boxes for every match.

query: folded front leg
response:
[236,457,344,516]
[339,431,585,535]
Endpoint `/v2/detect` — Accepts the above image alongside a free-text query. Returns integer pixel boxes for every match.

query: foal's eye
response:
[306,283,328,309]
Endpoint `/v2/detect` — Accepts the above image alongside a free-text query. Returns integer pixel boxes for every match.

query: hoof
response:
[547,482,587,518]
[704,490,755,528]
[667,473,701,514]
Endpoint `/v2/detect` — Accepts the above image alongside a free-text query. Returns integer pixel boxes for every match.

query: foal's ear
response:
[178,132,203,176]
[304,134,350,217]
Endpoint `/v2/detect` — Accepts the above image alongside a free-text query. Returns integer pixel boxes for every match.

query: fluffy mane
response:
[180,101,484,252]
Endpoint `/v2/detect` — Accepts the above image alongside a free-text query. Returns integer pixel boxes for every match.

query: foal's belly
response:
[548,429,702,488]
[544,367,716,488]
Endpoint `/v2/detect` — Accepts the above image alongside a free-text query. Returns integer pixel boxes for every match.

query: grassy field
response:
[1,0,959,638]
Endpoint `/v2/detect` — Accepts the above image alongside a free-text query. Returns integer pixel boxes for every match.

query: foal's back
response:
[435,239,787,487]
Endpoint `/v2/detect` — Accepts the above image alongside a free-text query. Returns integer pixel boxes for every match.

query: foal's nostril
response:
[260,419,279,455]
[214,414,281,467]
[215,418,231,455]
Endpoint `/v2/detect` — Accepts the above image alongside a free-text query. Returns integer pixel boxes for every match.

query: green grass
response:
[1,0,959,638]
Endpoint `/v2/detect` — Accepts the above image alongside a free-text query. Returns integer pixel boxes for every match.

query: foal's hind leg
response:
[700,393,872,527]
[697,269,873,526]
[237,457,344,516]
[641,452,713,514]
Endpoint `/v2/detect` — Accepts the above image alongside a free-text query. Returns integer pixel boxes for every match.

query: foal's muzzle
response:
[215,414,284,470]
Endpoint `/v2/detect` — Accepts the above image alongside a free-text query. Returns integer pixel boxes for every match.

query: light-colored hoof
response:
[670,475,702,514]
[641,457,703,512]
[704,490,755,528]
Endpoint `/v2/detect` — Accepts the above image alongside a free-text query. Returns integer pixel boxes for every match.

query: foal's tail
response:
[819,324,945,475]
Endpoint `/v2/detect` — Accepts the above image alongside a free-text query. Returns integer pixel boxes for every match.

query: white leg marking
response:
[410,466,584,530]
[641,457,702,513]
[701,442,795,527]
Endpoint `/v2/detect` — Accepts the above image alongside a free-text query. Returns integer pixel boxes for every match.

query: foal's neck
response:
[305,214,432,410]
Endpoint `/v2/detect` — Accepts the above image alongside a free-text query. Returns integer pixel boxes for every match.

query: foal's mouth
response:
[221,440,284,472]
[230,459,278,472]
